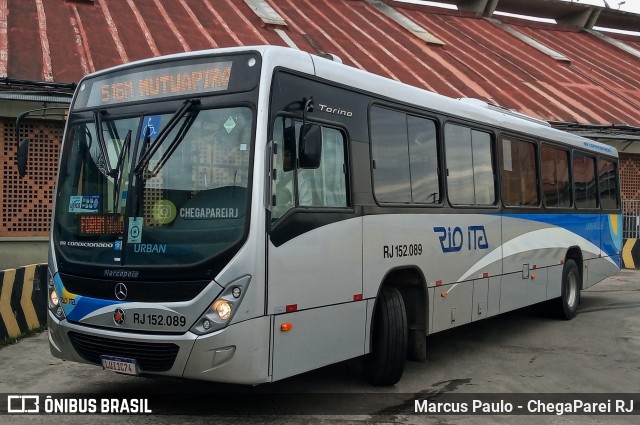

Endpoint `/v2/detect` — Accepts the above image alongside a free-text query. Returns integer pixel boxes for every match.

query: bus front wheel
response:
[364,286,407,385]
[556,259,580,320]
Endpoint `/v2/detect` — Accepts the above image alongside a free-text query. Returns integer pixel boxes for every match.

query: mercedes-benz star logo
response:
[113,308,125,326]
[114,282,128,301]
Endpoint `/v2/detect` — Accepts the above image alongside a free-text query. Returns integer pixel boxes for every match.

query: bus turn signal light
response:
[281,323,293,332]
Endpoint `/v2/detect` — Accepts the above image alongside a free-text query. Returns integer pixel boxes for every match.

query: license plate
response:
[100,355,138,375]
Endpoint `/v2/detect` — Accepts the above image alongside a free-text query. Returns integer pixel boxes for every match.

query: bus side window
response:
[271,118,348,220]
[500,137,538,207]
[302,127,347,208]
[573,151,597,209]
[598,157,619,210]
[445,124,495,206]
[541,145,571,208]
[370,106,440,205]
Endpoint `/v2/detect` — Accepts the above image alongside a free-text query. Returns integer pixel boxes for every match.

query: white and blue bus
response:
[45,46,621,385]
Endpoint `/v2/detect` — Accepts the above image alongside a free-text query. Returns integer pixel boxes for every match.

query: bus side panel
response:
[267,217,363,312]
[432,281,474,333]
[271,302,366,381]
[547,265,563,300]
[501,215,555,313]
[589,213,623,289]
[267,216,364,378]
[362,214,501,299]
[183,316,271,384]
[584,257,621,289]
[471,277,489,322]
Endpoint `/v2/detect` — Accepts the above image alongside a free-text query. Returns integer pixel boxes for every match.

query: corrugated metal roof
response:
[0,92,70,103]
[1,0,639,127]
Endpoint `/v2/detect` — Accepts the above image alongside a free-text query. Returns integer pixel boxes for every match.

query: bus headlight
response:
[191,275,251,335]
[213,300,232,321]
[48,270,65,320]
[50,289,59,306]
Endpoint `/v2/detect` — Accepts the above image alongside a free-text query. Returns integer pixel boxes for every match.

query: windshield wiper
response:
[112,129,132,216]
[148,109,200,178]
[93,110,116,178]
[134,98,200,176]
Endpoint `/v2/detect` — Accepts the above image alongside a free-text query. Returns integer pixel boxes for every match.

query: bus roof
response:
[78,45,618,158]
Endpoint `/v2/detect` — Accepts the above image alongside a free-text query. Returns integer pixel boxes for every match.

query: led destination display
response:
[84,61,232,108]
[71,52,261,110]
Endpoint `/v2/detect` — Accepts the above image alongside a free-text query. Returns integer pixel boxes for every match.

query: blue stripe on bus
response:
[503,213,622,257]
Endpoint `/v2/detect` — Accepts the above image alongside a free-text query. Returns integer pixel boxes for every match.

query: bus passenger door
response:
[267,120,364,381]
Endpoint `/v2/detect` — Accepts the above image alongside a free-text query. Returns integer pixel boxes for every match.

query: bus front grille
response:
[59,273,211,302]
[68,332,180,372]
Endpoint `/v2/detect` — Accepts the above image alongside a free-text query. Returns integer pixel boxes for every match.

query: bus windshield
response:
[53,106,253,267]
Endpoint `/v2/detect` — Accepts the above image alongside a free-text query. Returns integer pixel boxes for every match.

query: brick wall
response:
[1,119,63,237]
[620,154,640,201]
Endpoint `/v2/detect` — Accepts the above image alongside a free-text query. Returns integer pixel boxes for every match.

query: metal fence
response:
[623,200,640,239]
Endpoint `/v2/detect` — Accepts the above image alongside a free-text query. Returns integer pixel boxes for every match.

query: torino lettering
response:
[318,103,353,117]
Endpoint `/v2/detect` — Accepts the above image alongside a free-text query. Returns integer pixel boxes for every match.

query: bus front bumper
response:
[48,312,272,385]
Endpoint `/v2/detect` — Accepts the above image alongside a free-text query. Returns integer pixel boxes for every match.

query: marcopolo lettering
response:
[179,207,239,219]
[103,270,140,278]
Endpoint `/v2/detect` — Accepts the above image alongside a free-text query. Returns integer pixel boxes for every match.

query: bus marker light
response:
[530,274,536,280]
[532,264,537,270]
[482,272,489,278]
[281,323,293,332]
[232,287,242,298]
[353,294,363,301]
[435,280,443,286]
[286,304,297,313]
[441,292,448,298]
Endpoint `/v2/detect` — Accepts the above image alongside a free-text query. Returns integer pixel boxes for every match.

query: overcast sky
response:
[566,0,640,13]
[395,0,640,14]
[394,0,640,34]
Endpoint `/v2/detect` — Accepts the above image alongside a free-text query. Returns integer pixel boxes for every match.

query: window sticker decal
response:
[140,115,161,140]
[127,217,143,244]
[69,195,99,213]
[152,200,177,225]
[224,116,236,133]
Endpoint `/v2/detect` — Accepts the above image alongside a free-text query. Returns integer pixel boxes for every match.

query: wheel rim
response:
[566,271,578,308]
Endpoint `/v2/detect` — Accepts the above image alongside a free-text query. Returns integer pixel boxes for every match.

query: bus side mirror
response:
[17,138,29,178]
[298,124,321,169]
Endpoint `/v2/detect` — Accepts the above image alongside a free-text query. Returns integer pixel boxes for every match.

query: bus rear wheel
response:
[364,286,407,386]
[556,259,580,320]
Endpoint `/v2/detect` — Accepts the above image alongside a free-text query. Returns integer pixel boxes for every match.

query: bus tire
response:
[364,286,407,386]
[556,259,580,320]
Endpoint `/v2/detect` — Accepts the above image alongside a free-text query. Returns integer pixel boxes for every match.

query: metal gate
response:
[623,200,640,239]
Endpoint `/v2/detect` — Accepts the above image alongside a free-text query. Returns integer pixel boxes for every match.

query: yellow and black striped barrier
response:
[622,239,640,269]
[0,264,47,342]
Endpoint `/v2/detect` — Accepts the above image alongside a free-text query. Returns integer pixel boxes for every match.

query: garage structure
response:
[0,0,638,268]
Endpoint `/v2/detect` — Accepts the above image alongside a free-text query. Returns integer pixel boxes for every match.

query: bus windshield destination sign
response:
[79,61,232,108]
